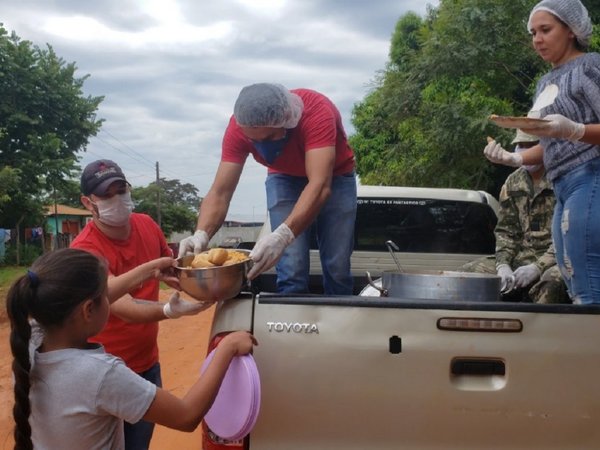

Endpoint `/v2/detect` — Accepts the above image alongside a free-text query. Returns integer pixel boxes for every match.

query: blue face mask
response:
[252,131,290,165]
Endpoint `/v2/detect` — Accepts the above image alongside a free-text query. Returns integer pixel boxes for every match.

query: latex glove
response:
[513,263,541,289]
[163,291,212,319]
[484,140,523,167]
[247,223,295,280]
[497,264,515,293]
[523,114,585,141]
[178,230,209,258]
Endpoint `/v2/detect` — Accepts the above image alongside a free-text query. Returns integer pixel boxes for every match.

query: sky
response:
[3,0,438,222]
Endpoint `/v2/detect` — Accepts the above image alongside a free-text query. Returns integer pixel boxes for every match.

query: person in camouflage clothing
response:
[462,130,570,303]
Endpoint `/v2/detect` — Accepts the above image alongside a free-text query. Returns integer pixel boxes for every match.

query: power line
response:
[97,128,196,183]
[90,132,189,185]
[95,134,155,169]
[100,129,156,167]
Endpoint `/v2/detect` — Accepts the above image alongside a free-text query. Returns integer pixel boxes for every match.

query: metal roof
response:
[44,204,92,217]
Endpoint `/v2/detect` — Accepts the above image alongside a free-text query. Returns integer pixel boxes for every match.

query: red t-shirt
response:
[221,88,355,176]
[71,213,172,373]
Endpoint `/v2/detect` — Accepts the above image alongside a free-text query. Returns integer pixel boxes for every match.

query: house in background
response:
[44,204,92,249]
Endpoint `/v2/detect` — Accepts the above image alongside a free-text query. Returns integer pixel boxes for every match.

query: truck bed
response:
[255,250,485,295]
[211,294,600,450]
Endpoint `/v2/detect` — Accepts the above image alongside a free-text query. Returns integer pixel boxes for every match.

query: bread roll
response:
[224,251,250,265]
[191,254,215,268]
[208,248,229,265]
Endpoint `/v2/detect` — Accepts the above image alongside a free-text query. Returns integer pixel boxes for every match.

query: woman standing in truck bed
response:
[484,0,600,304]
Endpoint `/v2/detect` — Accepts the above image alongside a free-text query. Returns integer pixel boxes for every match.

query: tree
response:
[0,166,20,211]
[350,0,600,196]
[40,178,83,209]
[0,25,103,229]
[131,178,201,237]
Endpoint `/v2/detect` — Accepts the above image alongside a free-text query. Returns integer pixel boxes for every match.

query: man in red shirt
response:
[71,159,209,449]
[179,83,357,294]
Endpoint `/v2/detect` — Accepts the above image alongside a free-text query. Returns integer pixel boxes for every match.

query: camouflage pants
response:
[461,256,570,304]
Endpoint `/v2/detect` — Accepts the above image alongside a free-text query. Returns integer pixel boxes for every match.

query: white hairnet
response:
[233,83,304,128]
[528,0,593,48]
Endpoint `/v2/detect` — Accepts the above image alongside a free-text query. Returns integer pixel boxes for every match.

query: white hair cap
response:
[233,83,304,128]
[528,0,593,47]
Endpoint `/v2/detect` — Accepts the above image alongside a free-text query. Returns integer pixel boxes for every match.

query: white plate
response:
[489,115,550,129]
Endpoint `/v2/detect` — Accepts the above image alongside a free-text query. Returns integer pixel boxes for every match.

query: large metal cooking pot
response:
[364,270,501,302]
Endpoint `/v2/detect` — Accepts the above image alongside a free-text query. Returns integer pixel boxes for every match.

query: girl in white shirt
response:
[7,248,256,450]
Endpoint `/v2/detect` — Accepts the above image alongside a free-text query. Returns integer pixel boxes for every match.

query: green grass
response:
[1,266,26,292]
[1,266,27,320]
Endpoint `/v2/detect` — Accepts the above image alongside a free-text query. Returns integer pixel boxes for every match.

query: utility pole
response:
[53,185,59,250]
[156,161,161,228]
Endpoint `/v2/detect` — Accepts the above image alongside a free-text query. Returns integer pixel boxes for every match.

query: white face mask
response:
[514,145,543,173]
[92,192,134,227]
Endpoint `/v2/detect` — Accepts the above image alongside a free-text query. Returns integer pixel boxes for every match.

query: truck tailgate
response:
[249,295,600,450]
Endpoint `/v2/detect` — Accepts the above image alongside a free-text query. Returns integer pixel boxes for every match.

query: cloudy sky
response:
[3,0,437,221]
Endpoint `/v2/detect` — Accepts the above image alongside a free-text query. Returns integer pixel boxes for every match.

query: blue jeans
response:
[552,158,600,304]
[124,362,162,450]
[266,172,357,295]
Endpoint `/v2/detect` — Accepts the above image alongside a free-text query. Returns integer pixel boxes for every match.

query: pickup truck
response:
[203,186,600,450]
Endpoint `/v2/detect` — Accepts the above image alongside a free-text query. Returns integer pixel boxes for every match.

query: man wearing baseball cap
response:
[463,131,569,304]
[71,159,209,449]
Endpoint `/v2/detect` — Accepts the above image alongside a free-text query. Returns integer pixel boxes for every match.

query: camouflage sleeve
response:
[494,183,522,269]
[534,242,557,273]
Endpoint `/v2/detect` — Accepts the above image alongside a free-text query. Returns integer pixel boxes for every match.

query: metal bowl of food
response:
[175,249,252,302]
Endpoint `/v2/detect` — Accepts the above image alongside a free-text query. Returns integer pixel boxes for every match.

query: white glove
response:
[177,230,209,258]
[163,291,211,319]
[513,263,541,289]
[497,264,515,293]
[523,114,585,141]
[484,140,523,167]
[247,223,295,280]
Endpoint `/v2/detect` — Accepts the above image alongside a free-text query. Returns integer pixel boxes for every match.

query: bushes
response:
[2,243,43,266]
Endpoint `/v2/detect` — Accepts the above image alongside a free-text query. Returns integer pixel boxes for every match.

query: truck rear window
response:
[352,197,497,254]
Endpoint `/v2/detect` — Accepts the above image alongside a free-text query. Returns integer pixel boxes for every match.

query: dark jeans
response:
[124,362,162,450]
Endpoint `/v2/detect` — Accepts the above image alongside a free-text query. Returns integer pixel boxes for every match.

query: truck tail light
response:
[202,332,248,450]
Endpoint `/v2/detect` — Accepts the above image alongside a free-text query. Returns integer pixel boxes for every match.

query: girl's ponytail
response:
[7,276,36,450]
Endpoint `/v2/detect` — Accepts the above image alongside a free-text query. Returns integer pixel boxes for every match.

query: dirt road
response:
[0,289,215,450]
